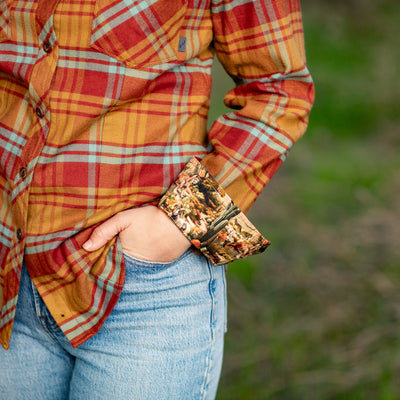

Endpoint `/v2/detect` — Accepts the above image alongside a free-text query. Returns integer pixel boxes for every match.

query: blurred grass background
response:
[211,1,400,399]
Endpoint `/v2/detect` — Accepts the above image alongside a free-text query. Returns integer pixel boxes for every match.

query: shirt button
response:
[43,41,52,53]
[16,229,23,241]
[35,106,44,118]
[19,167,27,179]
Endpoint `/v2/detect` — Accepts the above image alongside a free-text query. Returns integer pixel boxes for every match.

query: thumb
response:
[83,213,128,252]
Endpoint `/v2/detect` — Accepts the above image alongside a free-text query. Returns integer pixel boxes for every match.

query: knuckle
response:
[93,224,107,239]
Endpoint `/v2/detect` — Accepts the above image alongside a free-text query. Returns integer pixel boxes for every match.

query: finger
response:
[83,213,128,252]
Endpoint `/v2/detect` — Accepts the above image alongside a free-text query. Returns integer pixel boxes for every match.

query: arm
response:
[83,0,314,264]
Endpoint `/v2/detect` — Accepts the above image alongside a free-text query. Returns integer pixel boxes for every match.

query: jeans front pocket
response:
[122,248,191,271]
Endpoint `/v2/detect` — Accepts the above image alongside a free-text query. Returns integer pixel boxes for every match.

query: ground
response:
[212,1,400,398]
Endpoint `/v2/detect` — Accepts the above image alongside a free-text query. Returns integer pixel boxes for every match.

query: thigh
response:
[69,251,227,400]
[0,266,74,400]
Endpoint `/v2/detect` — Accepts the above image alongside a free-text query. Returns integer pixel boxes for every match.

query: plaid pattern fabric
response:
[0,0,314,349]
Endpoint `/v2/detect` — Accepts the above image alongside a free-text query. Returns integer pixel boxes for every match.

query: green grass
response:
[212,1,400,399]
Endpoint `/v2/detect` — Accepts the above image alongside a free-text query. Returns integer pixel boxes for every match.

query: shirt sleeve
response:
[158,0,315,265]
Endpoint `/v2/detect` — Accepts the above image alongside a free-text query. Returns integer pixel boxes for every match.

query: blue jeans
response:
[0,251,227,399]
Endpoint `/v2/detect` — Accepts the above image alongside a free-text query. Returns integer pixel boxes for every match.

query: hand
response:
[82,206,191,263]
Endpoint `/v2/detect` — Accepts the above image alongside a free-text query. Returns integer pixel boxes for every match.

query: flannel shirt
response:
[0,0,314,349]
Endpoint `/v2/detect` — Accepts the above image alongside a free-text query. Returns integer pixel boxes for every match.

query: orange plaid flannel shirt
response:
[0,0,314,349]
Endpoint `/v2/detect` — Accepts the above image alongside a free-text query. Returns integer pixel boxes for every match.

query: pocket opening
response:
[122,248,191,268]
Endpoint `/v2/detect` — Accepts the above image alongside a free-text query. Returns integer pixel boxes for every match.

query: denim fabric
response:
[0,251,227,399]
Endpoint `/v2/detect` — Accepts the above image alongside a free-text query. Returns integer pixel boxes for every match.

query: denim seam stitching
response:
[200,259,216,400]
[222,266,228,333]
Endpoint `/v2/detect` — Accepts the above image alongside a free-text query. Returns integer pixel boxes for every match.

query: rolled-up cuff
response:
[158,157,270,266]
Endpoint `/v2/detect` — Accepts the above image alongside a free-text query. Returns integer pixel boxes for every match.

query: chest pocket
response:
[90,0,187,69]
[0,0,14,41]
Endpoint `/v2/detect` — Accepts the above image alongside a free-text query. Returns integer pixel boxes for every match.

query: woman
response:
[0,0,314,398]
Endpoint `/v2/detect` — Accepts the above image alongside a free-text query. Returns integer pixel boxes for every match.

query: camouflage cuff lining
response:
[158,157,270,266]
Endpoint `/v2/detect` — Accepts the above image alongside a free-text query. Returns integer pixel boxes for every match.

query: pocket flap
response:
[0,0,13,41]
